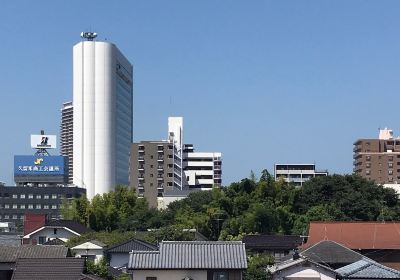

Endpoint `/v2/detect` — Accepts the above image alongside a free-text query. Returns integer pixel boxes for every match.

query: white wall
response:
[132,269,207,280]
[30,227,77,244]
[73,248,104,263]
[272,264,336,280]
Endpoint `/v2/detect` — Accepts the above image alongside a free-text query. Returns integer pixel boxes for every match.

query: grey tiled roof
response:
[11,258,85,280]
[301,240,364,264]
[129,241,247,270]
[336,258,400,279]
[106,238,157,253]
[0,245,68,263]
[0,233,21,246]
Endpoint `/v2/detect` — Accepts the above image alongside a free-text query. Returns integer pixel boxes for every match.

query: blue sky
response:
[1,1,400,185]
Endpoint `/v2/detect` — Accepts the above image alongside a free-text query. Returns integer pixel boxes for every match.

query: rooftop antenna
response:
[80,31,97,41]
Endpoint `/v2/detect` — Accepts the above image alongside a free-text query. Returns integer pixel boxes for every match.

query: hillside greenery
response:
[63,172,400,242]
[63,172,400,280]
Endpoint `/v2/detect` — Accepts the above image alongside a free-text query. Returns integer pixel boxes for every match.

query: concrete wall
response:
[72,248,104,263]
[29,227,77,244]
[272,264,336,280]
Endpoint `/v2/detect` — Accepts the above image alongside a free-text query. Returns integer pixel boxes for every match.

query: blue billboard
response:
[14,155,66,176]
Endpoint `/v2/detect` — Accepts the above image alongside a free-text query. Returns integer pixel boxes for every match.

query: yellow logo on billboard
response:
[34,158,44,165]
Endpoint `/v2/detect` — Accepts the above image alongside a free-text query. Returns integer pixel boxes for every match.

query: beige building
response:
[353,128,400,184]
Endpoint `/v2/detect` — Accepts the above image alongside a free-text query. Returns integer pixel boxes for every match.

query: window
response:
[366,163,371,168]
[366,170,370,175]
[36,194,41,199]
[366,156,371,161]
[20,204,25,209]
[12,194,17,198]
[54,228,57,235]
[213,272,229,280]
[150,165,153,168]
[150,155,153,159]
[150,174,153,177]
[12,215,17,220]
[146,277,157,280]
[168,173,173,177]
[43,205,49,209]
[4,215,9,219]
[39,236,46,244]
[168,155,173,158]
[44,194,49,199]
[4,204,9,209]
[36,204,41,209]
[389,156,394,162]
[51,205,57,209]
[28,194,33,199]
[389,163,393,168]
[389,170,393,175]
[28,204,33,209]
[12,204,17,209]
[52,194,57,199]
[20,194,25,199]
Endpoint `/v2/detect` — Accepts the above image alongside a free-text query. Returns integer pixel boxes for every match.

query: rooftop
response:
[128,241,247,270]
[336,258,400,279]
[304,221,400,250]
[106,238,157,254]
[0,245,68,263]
[242,234,303,251]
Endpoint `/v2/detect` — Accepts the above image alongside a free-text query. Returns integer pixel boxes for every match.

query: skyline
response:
[2,1,400,185]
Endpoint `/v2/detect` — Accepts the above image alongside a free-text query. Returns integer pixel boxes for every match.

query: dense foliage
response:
[64,173,400,241]
[64,173,400,280]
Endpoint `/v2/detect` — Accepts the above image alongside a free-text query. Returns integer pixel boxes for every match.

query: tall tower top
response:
[379,128,394,140]
[80,32,97,41]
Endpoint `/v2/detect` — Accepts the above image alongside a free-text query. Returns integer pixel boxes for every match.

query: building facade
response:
[73,37,133,199]
[130,141,175,208]
[0,186,85,222]
[274,164,328,186]
[353,128,400,185]
[60,101,73,184]
[130,117,222,208]
[183,144,222,189]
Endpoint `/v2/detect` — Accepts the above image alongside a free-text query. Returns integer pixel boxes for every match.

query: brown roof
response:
[304,222,400,250]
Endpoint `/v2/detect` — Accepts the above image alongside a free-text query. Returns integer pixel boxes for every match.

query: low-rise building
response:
[71,240,106,263]
[304,221,400,270]
[128,241,247,280]
[0,185,85,222]
[274,164,328,186]
[22,215,91,245]
[106,238,157,270]
[242,235,303,261]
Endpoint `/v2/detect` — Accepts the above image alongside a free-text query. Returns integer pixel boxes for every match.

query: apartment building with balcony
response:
[130,117,222,208]
[183,144,222,189]
[274,163,328,187]
[353,128,400,185]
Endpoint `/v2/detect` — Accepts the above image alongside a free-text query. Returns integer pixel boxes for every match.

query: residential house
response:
[11,258,106,280]
[299,240,364,269]
[128,241,247,280]
[23,219,91,244]
[242,235,303,261]
[72,240,107,263]
[269,256,337,280]
[336,258,400,279]
[0,245,68,280]
[105,238,157,269]
[304,221,400,270]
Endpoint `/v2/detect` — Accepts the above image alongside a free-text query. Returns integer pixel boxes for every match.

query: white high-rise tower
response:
[73,32,133,199]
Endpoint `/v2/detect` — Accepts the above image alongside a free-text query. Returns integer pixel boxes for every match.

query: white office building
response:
[73,34,133,199]
[274,164,328,187]
[183,145,222,189]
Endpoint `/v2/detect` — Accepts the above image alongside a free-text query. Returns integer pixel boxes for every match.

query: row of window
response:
[0,214,24,220]
[1,194,60,199]
[1,204,59,209]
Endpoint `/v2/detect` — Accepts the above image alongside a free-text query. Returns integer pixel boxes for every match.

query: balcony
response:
[158,156,164,162]
[157,166,163,171]
[138,156,145,162]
